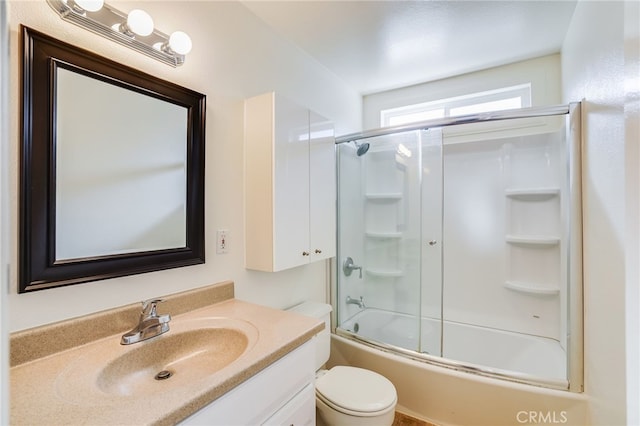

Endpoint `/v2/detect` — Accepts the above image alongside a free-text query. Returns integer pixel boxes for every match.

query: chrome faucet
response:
[120,298,171,345]
[346,295,366,309]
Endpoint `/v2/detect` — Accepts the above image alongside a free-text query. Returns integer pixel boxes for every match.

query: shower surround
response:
[334,104,583,415]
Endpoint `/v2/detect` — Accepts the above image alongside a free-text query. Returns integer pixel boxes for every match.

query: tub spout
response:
[346,295,366,309]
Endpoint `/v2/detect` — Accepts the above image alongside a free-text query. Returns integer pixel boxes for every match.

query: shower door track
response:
[335,104,571,143]
[335,328,569,391]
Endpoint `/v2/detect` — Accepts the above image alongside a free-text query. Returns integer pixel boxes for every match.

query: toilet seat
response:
[315,366,397,416]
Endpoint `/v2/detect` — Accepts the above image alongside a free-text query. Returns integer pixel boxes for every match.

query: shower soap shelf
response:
[504,280,559,295]
[365,269,404,278]
[505,188,560,200]
[505,235,560,246]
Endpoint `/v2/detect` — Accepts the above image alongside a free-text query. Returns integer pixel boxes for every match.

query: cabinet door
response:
[262,383,315,426]
[309,111,336,262]
[179,341,315,426]
[245,92,336,272]
[273,95,311,271]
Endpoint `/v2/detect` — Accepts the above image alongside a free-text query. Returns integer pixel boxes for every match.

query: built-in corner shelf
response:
[365,193,403,201]
[505,235,560,246]
[505,187,560,200]
[365,268,404,278]
[365,231,403,239]
[504,280,560,296]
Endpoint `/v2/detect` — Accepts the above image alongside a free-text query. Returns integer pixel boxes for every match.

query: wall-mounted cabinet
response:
[244,92,335,272]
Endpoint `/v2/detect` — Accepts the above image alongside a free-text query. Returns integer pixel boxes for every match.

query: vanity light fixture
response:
[46,0,192,66]
[72,0,104,13]
[119,9,154,37]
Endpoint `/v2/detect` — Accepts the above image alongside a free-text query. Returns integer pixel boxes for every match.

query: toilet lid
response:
[316,366,397,414]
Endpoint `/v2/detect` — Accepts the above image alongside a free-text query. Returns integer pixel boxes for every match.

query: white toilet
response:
[288,302,397,426]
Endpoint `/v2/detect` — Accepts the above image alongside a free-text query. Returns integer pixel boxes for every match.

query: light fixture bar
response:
[46,0,186,67]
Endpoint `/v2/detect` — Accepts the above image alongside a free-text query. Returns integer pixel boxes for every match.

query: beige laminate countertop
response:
[10,281,323,425]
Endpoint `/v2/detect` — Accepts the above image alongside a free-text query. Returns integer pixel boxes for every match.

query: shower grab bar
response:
[335,103,571,144]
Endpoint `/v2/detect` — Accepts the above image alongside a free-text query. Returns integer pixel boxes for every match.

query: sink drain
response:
[155,370,173,380]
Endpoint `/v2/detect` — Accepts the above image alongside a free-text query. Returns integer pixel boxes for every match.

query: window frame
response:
[380,83,532,127]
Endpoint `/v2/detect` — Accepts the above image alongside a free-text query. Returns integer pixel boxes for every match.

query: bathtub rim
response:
[334,325,574,392]
[329,333,589,426]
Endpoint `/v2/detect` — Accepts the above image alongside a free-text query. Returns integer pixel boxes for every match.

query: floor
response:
[316,410,435,426]
[393,411,438,426]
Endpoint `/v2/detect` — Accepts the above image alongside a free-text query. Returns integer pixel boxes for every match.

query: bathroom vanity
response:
[9,281,322,425]
[180,340,315,425]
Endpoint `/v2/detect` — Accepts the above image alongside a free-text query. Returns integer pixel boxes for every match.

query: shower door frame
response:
[333,103,583,392]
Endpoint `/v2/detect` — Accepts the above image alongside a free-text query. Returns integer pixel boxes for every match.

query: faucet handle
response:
[141,298,164,317]
[343,257,363,279]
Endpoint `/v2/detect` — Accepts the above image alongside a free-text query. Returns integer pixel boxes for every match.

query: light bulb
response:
[127,9,154,37]
[169,31,192,55]
[73,0,104,12]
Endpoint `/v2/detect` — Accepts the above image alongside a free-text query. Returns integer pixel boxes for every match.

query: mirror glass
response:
[55,68,188,260]
[20,26,206,293]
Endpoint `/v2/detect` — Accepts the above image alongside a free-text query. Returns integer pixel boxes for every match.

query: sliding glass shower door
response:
[336,128,443,356]
[438,116,572,384]
[336,106,582,390]
[419,129,443,356]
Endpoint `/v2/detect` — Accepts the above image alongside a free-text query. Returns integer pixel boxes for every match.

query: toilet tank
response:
[287,302,332,370]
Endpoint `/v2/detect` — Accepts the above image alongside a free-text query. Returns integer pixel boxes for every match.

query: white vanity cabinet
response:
[245,92,336,272]
[179,339,316,426]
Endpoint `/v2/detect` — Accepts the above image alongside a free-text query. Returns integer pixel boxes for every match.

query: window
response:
[380,83,531,127]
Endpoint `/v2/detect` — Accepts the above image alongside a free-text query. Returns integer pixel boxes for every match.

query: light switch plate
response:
[216,229,228,254]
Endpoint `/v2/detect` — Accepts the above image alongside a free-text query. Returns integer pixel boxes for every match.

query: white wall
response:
[6,0,361,332]
[363,54,562,130]
[561,0,639,424]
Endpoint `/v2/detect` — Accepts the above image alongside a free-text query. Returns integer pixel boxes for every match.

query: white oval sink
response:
[97,327,249,397]
[54,317,259,405]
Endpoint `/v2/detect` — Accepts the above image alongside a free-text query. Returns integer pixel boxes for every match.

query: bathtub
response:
[338,308,566,382]
[331,309,588,426]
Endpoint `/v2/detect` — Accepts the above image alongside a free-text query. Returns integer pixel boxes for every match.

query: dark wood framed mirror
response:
[19,26,206,293]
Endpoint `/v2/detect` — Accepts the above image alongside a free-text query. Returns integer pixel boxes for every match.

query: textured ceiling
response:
[243,1,578,95]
